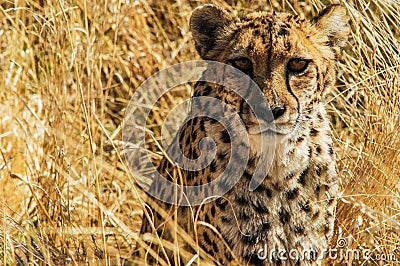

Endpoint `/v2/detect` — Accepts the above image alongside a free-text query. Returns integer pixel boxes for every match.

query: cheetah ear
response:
[190,5,234,59]
[311,4,350,48]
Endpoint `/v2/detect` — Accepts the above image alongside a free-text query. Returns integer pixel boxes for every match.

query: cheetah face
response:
[190,5,349,136]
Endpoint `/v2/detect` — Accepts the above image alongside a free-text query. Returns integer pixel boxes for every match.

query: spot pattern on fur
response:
[136,4,349,265]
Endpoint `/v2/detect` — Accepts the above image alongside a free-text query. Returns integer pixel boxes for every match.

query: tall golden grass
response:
[0,0,399,265]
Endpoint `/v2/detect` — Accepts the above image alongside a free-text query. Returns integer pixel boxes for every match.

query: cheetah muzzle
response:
[135,4,349,266]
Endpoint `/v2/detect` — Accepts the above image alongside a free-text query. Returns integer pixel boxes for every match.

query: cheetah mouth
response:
[248,124,292,135]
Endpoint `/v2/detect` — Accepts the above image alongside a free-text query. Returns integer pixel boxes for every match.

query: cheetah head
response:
[190,5,349,137]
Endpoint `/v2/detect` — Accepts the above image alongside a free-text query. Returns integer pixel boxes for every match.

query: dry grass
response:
[0,0,399,265]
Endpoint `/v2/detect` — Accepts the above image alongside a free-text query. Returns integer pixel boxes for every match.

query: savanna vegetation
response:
[0,0,399,265]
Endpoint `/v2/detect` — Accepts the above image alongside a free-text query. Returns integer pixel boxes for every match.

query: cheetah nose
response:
[271,106,286,120]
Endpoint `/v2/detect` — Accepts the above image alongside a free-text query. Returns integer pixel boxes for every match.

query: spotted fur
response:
[135,4,349,266]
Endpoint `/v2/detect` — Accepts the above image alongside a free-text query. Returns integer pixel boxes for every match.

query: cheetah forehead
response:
[240,11,304,30]
[235,12,313,46]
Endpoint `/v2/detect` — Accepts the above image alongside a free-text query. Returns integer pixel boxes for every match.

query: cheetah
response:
[134,4,349,265]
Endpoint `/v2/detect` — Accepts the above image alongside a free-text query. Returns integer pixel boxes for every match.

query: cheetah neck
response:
[247,104,330,183]
[216,104,337,262]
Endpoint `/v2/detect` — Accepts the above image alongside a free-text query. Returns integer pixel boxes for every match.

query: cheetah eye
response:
[230,57,253,73]
[287,58,310,74]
